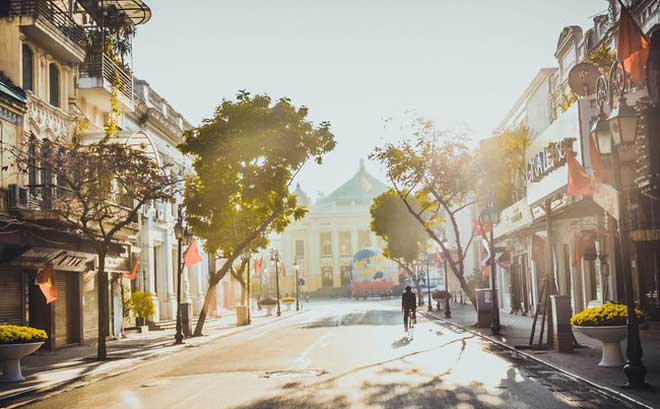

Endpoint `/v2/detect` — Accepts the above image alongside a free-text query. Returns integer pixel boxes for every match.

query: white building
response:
[124,79,211,321]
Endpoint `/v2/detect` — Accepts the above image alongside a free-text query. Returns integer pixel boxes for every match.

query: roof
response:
[317,160,387,207]
[0,73,27,105]
[293,183,310,207]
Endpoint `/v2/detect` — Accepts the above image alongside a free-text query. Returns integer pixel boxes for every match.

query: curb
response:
[1,310,306,409]
[422,311,656,409]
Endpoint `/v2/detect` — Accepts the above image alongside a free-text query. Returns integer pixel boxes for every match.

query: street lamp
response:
[174,208,192,345]
[480,204,500,336]
[586,60,645,388]
[293,260,300,311]
[270,249,282,317]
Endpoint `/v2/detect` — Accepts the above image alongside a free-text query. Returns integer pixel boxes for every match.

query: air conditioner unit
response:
[7,184,28,210]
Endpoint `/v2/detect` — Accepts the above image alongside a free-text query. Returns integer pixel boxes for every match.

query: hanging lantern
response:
[609,100,640,146]
[590,114,613,154]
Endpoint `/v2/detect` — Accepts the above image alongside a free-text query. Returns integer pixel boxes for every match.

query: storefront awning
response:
[10,247,95,272]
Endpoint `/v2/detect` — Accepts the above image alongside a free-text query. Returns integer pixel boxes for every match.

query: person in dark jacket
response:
[402,286,417,332]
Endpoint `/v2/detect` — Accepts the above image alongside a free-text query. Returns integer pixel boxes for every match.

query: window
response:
[320,232,332,257]
[295,240,304,258]
[49,63,60,107]
[339,232,352,256]
[27,136,37,195]
[22,45,33,91]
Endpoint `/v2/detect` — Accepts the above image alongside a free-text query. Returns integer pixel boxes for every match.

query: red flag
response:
[617,6,649,82]
[473,219,493,236]
[566,151,593,196]
[122,256,140,280]
[589,134,608,183]
[254,258,262,274]
[183,240,202,268]
[434,248,443,266]
[36,263,57,304]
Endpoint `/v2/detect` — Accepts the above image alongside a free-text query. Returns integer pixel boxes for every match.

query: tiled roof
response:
[317,160,387,207]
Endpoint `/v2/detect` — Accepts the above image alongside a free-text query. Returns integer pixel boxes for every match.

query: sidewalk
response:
[0,307,301,408]
[427,302,660,409]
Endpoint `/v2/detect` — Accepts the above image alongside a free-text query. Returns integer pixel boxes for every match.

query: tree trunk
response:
[97,248,108,360]
[192,281,217,337]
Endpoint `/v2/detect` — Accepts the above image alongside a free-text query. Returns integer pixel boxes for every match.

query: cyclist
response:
[402,285,417,334]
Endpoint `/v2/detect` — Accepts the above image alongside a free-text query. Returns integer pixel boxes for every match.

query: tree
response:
[371,119,479,307]
[11,135,179,359]
[370,189,432,304]
[473,124,529,210]
[179,91,335,336]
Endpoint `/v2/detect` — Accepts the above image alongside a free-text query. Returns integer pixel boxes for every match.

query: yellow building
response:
[278,160,388,295]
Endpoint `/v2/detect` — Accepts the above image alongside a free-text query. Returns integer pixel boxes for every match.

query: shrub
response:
[259,297,278,306]
[570,303,643,327]
[130,291,155,320]
[0,325,48,344]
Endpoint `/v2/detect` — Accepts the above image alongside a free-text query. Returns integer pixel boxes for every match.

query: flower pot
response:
[0,342,44,382]
[284,302,293,312]
[573,325,626,367]
[265,306,273,316]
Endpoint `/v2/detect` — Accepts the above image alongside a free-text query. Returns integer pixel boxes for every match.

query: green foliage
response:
[180,91,335,259]
[0,325,47,344]
[371,119,477,306]
[585,43,616,75]
[473,124,529,210]
[130,291,155,320]
[181,91,335,335]
[370,189,428,264]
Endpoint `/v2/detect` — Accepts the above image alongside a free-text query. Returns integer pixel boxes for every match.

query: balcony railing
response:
[81,53,134,102]
[5,0,87,48]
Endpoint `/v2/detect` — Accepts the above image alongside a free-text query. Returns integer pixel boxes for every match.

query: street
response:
[20,300,635,409]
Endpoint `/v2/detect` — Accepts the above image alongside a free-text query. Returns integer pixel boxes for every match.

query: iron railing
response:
[5,0,87,48]
[81,53,133,102]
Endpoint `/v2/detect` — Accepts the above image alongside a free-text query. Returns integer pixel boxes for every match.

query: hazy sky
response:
[132,0,607,199]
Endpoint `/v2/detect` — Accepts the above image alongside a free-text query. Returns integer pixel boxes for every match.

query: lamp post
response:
[425,254,432,312]
[270,249,282,317]
[481,205,500,336]
[173,208,191,345]
[443,250,451,318]
[246,255,251,325]
[294,260,300,312]
[587,60,646,388]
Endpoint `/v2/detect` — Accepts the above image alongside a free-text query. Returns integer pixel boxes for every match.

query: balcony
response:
[79,53,134,112]
[4,0,87,64]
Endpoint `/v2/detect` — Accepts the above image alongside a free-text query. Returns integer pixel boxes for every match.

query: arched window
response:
[22,45,33,91]
[49,63,59,107]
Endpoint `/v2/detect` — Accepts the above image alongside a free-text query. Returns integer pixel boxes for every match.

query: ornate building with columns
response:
[278,160,387,294]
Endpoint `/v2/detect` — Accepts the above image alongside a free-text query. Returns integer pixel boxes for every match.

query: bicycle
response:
[404,309,416,338]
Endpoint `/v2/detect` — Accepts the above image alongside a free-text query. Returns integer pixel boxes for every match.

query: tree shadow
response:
[301,310,402,328]
[230,393,351,409]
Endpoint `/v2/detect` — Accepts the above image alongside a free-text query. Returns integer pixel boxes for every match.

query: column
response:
[163,231,176,320]
[332,229,340,287]
[351,227,358,255]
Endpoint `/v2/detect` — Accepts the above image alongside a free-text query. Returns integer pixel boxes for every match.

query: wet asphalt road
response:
[20,300,637,409]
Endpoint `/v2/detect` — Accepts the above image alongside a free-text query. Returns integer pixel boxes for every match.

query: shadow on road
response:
[230,393,351,409]
[301,310,401,328]
[391,337,412,349]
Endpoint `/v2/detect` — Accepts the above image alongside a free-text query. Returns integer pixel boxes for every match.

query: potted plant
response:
[282,296,296,311]
[0,325,48,382]
[259,297,278,316]
[571,303,643,367]
[130,291,155,333]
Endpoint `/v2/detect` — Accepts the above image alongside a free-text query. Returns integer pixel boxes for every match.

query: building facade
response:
[276,160,388,295]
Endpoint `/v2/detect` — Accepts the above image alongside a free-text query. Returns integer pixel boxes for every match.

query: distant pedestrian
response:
[402,286,417,333]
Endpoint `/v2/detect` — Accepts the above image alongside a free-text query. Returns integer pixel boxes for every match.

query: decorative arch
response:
[124,130,162,167]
